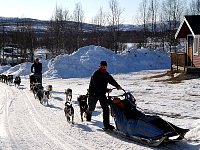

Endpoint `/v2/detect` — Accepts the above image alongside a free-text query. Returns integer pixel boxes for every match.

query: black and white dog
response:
[40,90,50,106]
[64,88,74,124]
[77,94,88,122]
[1,74,8,84]
[30,75,38,90]
[32,83,44,100]
[40,85,52,105]
[7,75,13,85]
[46,85,53,98]
[14,76,21,87]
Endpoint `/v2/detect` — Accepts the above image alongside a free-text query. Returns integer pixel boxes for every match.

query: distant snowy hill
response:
[0,17,142,32]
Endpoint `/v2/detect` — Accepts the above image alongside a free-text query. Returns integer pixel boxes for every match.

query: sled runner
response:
[107,89,189,146]
[102,128,169,147]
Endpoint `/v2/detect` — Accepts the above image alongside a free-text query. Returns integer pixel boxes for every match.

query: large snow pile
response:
[1,45,170,79]
[43,45,170,78]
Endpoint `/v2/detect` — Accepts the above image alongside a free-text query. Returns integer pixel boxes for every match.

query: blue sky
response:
[0,0,143,24]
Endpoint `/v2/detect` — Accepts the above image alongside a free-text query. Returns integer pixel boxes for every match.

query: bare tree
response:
[108,0,123,53]
[148,0,159,49]
[92,7,107,27]
[72,2,85,49]
[162,0,185,51]
[159,9,168,51]
[62,9,74,54]
[137,0,149,47]
[188,0,200,15]
[91,7,107,46]
[46,5,71,56]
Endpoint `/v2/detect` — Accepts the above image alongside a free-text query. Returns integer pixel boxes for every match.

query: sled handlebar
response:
[108,87,126,92]
[107,88,137,107]
[107,88,126,97]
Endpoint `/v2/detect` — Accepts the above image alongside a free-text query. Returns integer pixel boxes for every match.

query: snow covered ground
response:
[0,46,200,150]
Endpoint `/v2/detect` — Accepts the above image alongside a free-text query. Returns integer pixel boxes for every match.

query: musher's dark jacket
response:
[89,69,120,96]
[31,62,42,74]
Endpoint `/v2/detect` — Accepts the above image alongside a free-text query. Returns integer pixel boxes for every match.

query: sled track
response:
[22,89,76,149]
[143,109,200,120]
[0,84,21,150]
[21,86,94,150]
[0,83,94,150]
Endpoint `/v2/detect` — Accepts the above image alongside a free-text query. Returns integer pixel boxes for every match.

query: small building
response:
[0,45,25,66]
[174,15,200,72]
[34,48,50,60]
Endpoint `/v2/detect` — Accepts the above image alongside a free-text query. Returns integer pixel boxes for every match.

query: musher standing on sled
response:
[86,61,122,130]
[31,58,42,85]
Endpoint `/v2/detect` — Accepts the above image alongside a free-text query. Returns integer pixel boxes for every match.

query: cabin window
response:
[197,38,200,55]
[194,38,200,56]
[193,38,199,55]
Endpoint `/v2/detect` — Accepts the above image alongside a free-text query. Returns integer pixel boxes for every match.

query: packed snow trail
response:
[0,85,19,150]
[0,73,200,150]
[0,83,95,150]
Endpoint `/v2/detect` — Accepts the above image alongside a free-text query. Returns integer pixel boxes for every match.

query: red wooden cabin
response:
[174,15,200,72]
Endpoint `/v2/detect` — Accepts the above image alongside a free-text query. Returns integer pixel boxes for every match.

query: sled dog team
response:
[0,74,21,87]
[0,60,121,128]
[30,74,52,106]
[0,74,21,88]
[0,73,83,123]
[29,74,87,123]
[64,88,89,124]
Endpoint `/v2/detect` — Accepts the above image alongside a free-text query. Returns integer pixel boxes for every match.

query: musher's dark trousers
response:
[88,94,110,127]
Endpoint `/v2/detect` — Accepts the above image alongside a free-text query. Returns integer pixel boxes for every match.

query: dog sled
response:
[107,89,189,147]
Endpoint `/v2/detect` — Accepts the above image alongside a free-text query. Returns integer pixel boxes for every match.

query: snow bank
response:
[1,45,170,79]
[186,120,200,140]
[43,45,170,78]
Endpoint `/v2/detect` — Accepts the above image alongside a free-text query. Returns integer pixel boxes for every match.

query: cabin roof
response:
[175,15,200,39]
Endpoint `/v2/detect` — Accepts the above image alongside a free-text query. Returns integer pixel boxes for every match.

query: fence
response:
[171,52,186,70]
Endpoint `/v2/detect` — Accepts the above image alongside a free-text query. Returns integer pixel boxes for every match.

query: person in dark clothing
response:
[86,61,122,130]
[31,58,42,84]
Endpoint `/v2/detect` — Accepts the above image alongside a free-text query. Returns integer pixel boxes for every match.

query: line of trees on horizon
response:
[0,0,200,62]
